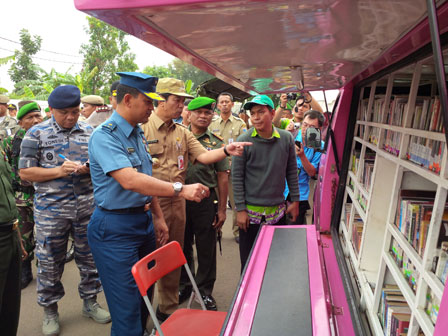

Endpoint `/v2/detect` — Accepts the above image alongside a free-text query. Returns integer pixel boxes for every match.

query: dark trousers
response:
[239,215,286,273]
[180,190,217,296]
[88,208,156,336]
[287,200,311,225]
[0,229,21,336]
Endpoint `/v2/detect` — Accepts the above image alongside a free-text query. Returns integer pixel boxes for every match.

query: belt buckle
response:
[12,220,19,231]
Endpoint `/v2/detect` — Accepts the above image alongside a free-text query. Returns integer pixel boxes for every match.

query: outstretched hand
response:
[225,142,252,156]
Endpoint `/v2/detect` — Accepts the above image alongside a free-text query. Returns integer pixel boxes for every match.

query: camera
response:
[286,92,298,101]
[294,122,301,130]
[304,127,322,150]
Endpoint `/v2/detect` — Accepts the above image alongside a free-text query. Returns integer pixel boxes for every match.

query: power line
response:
[0,36,83,58]
[0,46,83,65]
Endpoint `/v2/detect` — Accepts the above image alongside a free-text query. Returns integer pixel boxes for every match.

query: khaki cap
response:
[0,95,10,104]
[81,95,104,105]
[156,78,194,98]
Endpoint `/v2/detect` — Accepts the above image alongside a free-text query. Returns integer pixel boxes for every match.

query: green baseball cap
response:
[17,102,41,120]
[188,97,216,111]
[243,95,274,110]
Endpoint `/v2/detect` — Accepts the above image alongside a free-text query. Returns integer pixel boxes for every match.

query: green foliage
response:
[0,55,15,66]
[142,58,214,94]
[13,66,101,100]
[80,17,138,97]
[8,29,42,87]
[142,65,174,79]
[168,58,213,90]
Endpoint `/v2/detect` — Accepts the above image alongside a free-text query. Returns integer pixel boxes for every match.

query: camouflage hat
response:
[81,95,104,105]
[0,94,10,104]
[156,78,194,99]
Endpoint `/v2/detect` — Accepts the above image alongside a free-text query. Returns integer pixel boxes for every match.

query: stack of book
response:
[390,239,419,293]
[361,161,375,192]
[406,96,443,174]
[395,190,436,257]
[379,285,411,335]
[351,149,361,174]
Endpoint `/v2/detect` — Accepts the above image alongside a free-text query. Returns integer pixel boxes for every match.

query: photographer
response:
[273,91,323,131]
[287,110,325,224]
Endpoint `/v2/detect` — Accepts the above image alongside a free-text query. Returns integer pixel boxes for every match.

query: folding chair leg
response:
[183,263,206,310]
[143,295,164,336]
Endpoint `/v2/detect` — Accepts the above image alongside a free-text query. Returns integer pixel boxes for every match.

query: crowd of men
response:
[0,72,324,336]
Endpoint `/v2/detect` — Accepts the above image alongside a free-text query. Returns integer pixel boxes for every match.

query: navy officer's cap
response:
[116,72,164,101]
[48,85,81,109]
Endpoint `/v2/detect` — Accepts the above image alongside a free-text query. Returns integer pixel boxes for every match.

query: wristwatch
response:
[173,182,183,196]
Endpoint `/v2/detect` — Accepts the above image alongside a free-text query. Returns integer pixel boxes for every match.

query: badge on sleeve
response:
[178,155,184,170]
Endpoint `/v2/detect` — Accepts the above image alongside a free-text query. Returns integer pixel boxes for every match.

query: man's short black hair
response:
[116,84,140,103]
[217,92,233,103]
[303,110,325,128]
[110,80,120,94]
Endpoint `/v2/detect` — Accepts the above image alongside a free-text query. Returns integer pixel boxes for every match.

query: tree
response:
[8,29,42,88]
[142,65,174,79]
[168,58,213,90]
[80,17,138,97]
[13,67,99,100]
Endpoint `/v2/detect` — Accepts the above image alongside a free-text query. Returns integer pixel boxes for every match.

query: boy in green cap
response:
[2,102,43,288]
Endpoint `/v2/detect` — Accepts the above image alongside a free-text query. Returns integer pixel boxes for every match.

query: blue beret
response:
[48,85,81,109]
[116,72,164,101]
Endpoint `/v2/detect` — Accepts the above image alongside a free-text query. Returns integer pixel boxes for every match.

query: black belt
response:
[14,185,34,194]
[98,206,146,214]
[0,220,17,232]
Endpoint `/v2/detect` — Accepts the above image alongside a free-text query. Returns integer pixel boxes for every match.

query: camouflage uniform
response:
[2,129,35,260]
[18,116,102,307]
[0,115,20,142]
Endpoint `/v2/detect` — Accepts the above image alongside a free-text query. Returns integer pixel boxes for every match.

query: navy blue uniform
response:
[88,111,155,336]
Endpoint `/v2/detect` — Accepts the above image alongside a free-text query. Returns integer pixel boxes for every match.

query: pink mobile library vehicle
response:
[75,1,448,335]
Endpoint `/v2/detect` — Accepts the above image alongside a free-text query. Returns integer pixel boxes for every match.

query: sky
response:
[0,0,174,92]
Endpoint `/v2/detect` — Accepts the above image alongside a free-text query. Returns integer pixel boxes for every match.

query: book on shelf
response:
[344,203,352,228]
[394,190,437,258]
[390,239,419,293]
[351,148,361,174]
[425,288,440,325]
[406,96,443,174]
[351,213,363,255]
[379,285,411,335]
[383,130,401,156]
[434,241,448,285]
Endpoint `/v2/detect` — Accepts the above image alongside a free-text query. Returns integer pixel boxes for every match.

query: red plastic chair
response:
[132,241,227,336]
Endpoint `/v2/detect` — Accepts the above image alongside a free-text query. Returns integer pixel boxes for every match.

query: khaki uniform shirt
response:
[209,114,247,144]
[141,113,207,183]
[185,128,229,189]
[0,116,20,142]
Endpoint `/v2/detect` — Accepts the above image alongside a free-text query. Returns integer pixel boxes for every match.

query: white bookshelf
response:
[339,50,448,335]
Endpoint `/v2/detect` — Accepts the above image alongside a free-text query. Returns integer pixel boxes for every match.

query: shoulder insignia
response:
[102,121,117,132]
[211,132,224,141]
[176,123,188,129]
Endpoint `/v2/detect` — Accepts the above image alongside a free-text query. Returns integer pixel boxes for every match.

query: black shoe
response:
[21,259,33,289]
[178,287,192,304]
[65,241,75,263]
[156,306,170,323]
[200,295,217,311]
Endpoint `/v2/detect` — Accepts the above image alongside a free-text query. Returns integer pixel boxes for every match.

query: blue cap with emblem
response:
[116,72,164,101]
[48,85,81,109]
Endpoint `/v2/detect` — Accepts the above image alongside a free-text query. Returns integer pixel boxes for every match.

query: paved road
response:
[17,209,241,335]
